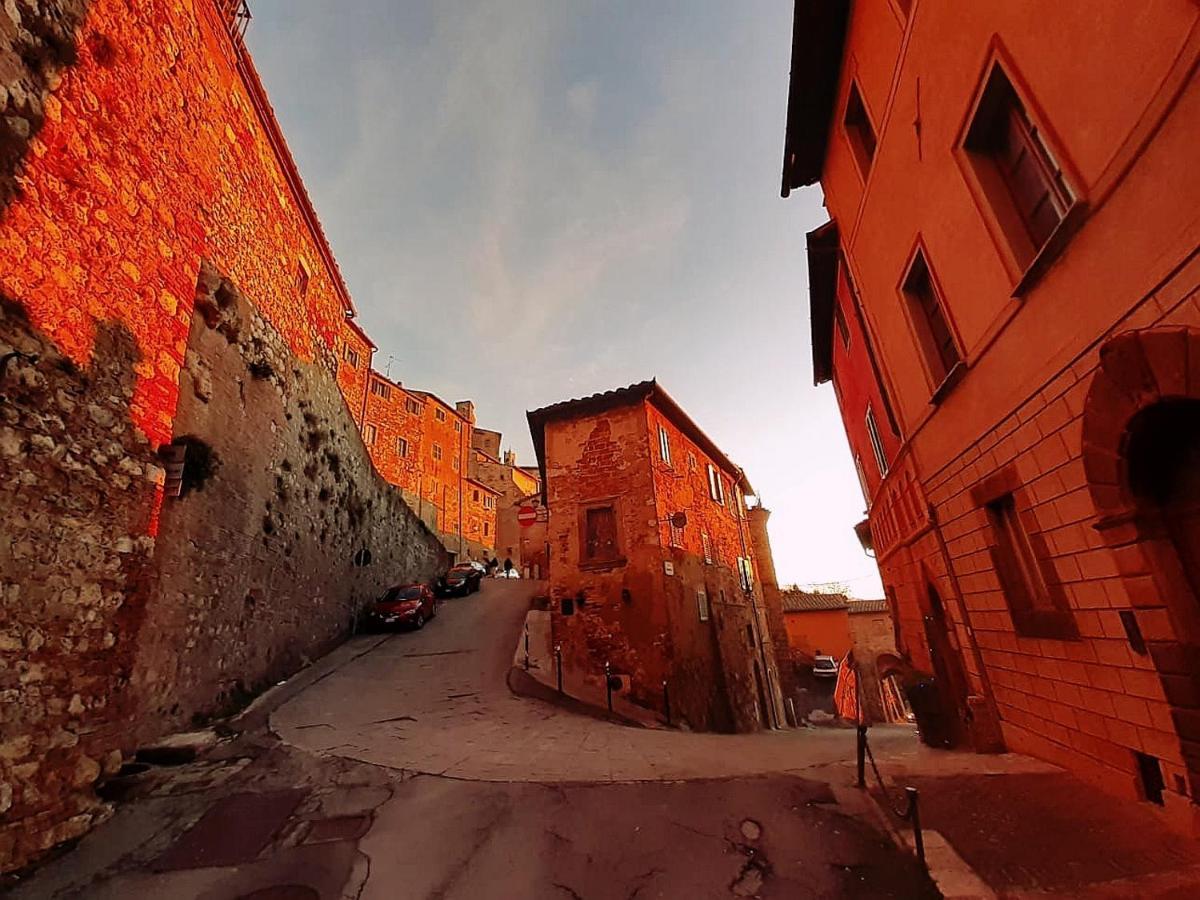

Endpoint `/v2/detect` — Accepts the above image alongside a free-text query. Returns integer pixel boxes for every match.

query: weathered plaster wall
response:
[130,267,449,739]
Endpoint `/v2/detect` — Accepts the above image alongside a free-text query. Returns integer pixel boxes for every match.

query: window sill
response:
[1011,200,1088,298]
[929,361,967,406]
[1011,607,1080,641]
[579,557,626,573]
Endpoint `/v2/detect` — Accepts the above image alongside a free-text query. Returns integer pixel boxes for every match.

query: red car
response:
[364,584,437,631]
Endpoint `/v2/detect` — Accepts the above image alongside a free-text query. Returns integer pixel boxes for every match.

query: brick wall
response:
[363,374,424,500]
[335,319,374,427]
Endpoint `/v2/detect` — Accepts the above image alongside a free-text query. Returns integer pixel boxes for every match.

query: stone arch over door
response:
[1082,326,1200,802]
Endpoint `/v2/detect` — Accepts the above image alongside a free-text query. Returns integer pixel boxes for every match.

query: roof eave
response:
[780,0,851,197]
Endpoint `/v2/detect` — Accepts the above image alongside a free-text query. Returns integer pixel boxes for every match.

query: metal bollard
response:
[856,724,867,788]
[907,786,925,868]
[523,621,530,671]
[663,680,671,726]
[555,643,563,693]
[605,661,613,713]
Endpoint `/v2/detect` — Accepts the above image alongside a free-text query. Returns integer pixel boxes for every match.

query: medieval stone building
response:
[528,380,790,732]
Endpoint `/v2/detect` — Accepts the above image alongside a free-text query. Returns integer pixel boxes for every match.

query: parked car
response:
[494,568,521,579]
[436,562,484,597]
[813,655,839,679]
[363,584,437,630]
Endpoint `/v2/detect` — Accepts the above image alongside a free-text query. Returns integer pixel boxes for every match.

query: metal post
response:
[856,724,867,788]
[555,643,563,694]
[907,787,925,868]
[605,661,613,713]
[663,680,671,726]
[523,621,530,671]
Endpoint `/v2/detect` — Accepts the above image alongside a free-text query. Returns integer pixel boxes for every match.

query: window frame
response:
[658,424,672,466]
[370,378,392,400]
[432,443,443,462]
[697,590,710,623]
[342,344,360,368]
[363,423,377,445]
[842,80,878,182]
[954,50,1085,292]
[707,464,725,505]
[405,397,421,416]
[833,298,851,349]
[701,530,713,565]
[578,499,625,570]
[865,406,889,477]
[972,468,1078,640]
[899,244,965,401]
[397,437,409,458]
[435,407,447,423]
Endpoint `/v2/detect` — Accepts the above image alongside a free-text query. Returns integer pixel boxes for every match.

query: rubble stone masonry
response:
[0,0,450,871]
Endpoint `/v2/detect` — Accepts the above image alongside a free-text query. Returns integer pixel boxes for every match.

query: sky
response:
[247,0,883,597]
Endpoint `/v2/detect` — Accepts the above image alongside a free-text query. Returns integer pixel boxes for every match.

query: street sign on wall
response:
[517,506,537,527]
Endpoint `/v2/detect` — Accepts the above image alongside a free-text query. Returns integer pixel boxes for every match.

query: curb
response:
[506,666,649,729]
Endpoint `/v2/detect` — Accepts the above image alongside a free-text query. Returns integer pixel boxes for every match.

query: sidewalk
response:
[510,608,667,729]
[857,727,1200,899]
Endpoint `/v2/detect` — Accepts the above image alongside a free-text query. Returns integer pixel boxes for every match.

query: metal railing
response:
[851,662,926,869]
[214,0,252,42]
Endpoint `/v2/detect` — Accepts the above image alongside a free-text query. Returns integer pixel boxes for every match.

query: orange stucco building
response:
[782,0,1200,826]
[529,381,789,732]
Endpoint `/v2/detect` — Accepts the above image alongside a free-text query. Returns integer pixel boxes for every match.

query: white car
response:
[813,655,839,678]
[494,568,521,579]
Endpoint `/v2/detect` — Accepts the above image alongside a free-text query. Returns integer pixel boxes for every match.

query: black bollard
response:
[907,787,925,868]
[605,661,613,713]
[663,680,671,726]
[856,724,867,788]
[523,621,530,671]
[555,643,563,693]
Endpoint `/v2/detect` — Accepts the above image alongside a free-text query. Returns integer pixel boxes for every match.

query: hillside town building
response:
[782,0,1200,825]
[470,432,544,574]
[528,381,790,732]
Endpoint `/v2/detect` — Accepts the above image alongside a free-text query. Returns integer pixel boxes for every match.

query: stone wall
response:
[0,297,158,869]
[130,264,449,741]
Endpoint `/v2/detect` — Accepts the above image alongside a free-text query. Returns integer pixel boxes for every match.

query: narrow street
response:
[12,578,936,900]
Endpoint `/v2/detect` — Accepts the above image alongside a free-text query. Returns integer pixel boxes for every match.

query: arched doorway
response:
[1082,327,1200,803]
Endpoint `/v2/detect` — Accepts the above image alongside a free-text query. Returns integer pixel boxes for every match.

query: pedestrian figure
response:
[488,557,498,575]
[504,557,513,575]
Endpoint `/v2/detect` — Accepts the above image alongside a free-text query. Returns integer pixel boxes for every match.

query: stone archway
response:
[1082,327,1200,802]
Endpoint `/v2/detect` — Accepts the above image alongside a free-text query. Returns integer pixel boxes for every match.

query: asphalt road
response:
[279,577,938,899]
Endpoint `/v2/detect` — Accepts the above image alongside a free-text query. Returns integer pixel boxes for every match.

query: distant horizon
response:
[248,1,884,597]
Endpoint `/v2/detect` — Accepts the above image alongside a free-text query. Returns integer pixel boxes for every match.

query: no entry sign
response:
[517,506,537,527]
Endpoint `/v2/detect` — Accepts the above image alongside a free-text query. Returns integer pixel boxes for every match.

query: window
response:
[902,250,961,388]
[697,590,709,622]
[364,424,377,445]
[484,495,494,510]
[432,443,442,461]
[455,420,462,433]
[964,65,1074,265]
[745,623,755,648]
[701,531,713,565]
[452,457,459,471]
[687,452,697,472]
[866,406,888,477]
[985,491,1077,638]
[370,378,391,399]
[707,464,725,504]
[667,516,683,548]
[834,300,850,348]
[435,408,446,422]
[295,260,310,298]
[342,344,360,368]
[582,505,620,565]
[473,489,480,502]
[406,397,421,415]
[843,81,877,179]
[483,522,490,537]
[854,454,870,504]
[397,437,409,458]
[737,557,754,593]
[658,425,671,465]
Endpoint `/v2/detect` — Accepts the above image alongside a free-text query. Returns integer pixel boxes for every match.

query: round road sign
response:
[517,506,537,527]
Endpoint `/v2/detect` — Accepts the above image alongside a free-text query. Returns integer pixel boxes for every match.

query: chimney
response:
[503,449,516,467]
[455,400,475,424]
